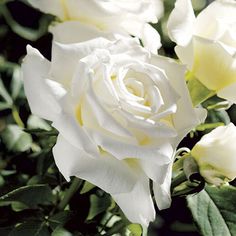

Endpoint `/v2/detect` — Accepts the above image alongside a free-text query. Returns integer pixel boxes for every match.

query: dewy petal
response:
[153,162,172,210]
[49,21,115,45]
[112,170,155,227]
[22,45,66,121]
[28,0,65,20]
[167,0,195,46]
[53,134,138,194]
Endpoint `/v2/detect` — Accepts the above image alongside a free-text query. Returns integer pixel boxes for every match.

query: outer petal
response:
[22,45,66,121]
[120,20,161,53]
[49,39,111,86]
[175,40,194,70]
[141,23,161,53]
[112,172,155,227]
[192,36,236,91]
[52,95,99,157]
[153,162,172,210]
[150,55,207,147]
[195,0,236,40]
[27,0,65,19]
[167,0,195,46]
[53,134,138,194]
[50,21,115,44]
[139,160,170,184]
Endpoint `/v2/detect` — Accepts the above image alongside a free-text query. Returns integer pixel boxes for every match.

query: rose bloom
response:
[28,0,164,53]
[22,37,205,226]
[191,123,236,186]
[168,0,236,103]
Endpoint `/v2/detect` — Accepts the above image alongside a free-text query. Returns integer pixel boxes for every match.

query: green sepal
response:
[187,78,215,107]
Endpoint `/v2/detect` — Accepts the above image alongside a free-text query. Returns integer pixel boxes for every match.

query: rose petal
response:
[87,128,173,164]
[218,82,236,103]
[112,170,155,227]
[52,95,99,156]
[175,41,194,70]
[28,0,65,19]
[192,36,236,91]
[141,23,162,53]
[153,163,172,210]
[50,39,111,86]
[195,0,236,40]
[53,134,138,194]
[22,45,66,121]
[139,160,170,184]
[151,54,207,147]
[167,0,195,46]
[50,21,115,44]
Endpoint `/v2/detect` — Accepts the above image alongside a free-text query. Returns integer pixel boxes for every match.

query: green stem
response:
[172,154,189,174]
[171,172,187,191]
[58,177,84,211]
[12,105,24,128]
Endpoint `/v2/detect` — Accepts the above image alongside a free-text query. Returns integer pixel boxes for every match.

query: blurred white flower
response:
[22,37,205,226]
[191,123,236,186]
[168,0,236,103]
[28,0,164,53]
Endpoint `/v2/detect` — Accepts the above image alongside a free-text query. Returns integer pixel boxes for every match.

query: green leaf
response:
[48,211,72,230]
[10,66,23,100]
[0,78,13,105]
[0,227,13,235]
[0,101,11,111]
[80,181,95,194]
[0,184,53,208]
[11,201,28,212]
[27,115,51,131]
[187,185,236,236]
[126,224,142,236]
[1,125,32,152]
[9,221,50,236]
[187,78,215,107]
[87,194,112,220]
[51,227,73,236]
[0,4,54,41]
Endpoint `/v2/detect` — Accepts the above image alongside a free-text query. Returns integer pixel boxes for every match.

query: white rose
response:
[22,37,205,226]
[191,123,236,186]
[167,0,236,103]
[28,0,164,53]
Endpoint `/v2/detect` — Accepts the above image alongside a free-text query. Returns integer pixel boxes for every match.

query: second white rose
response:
[168,0,236,104]
[28,0,164,53]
